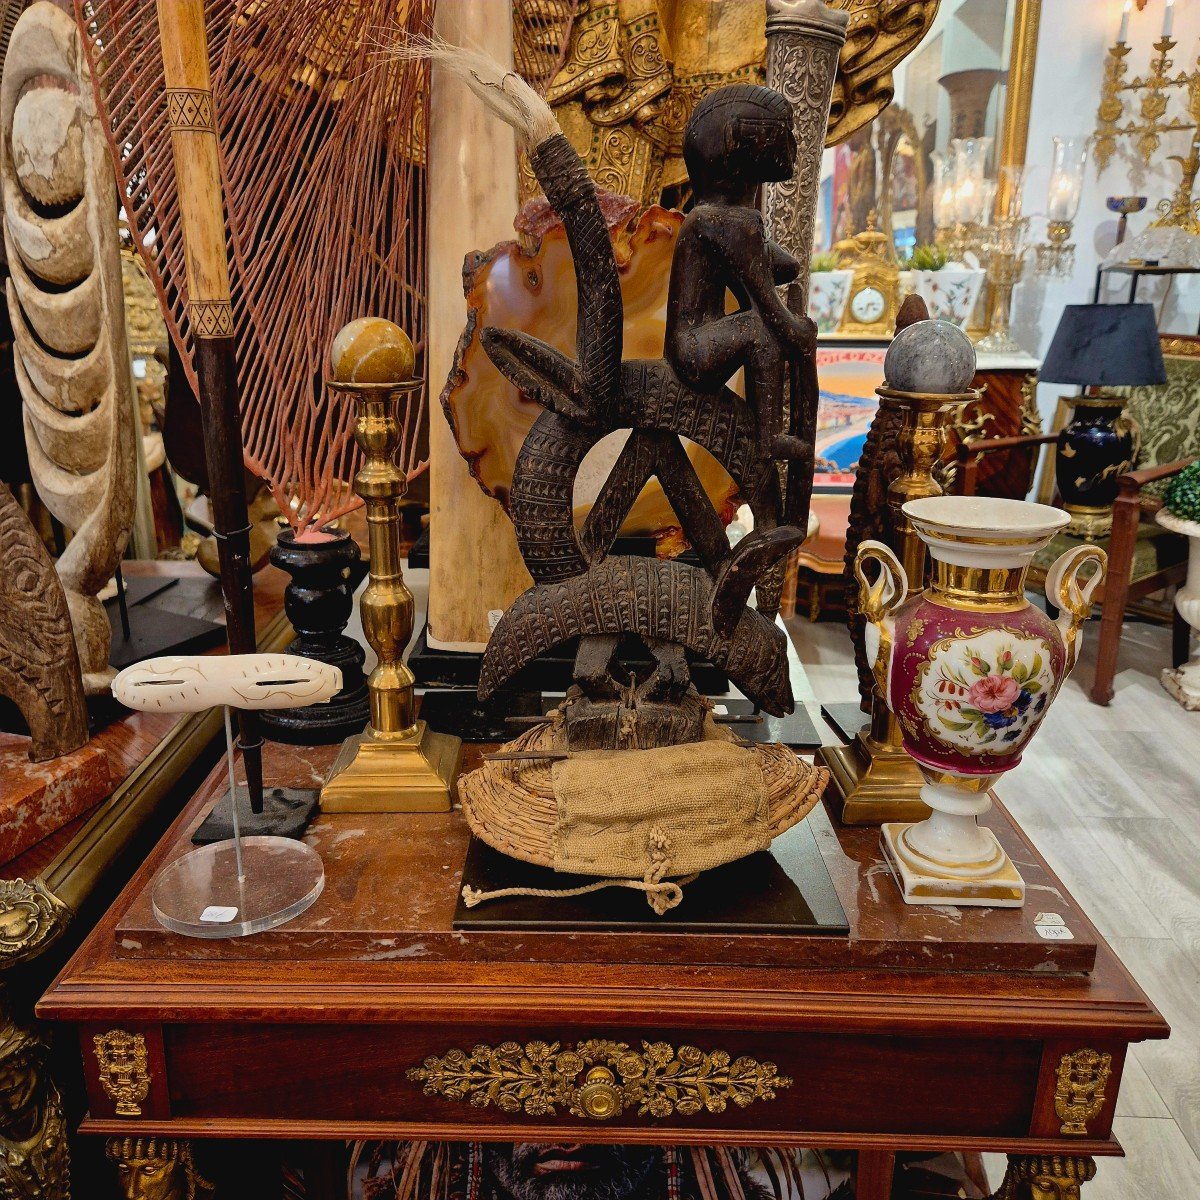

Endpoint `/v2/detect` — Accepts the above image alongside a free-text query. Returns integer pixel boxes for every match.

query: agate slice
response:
[441,203,739,555]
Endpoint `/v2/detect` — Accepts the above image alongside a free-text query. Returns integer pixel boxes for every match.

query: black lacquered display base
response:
[821,700,868,745]
[409,624,729,694]
[717,698,823,751]
[417,688,546,742]
[453,820,848,934]
[420,689,824,750]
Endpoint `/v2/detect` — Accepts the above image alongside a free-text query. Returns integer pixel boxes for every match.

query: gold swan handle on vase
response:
[854,539,909,701]
[1045,544,1107,676]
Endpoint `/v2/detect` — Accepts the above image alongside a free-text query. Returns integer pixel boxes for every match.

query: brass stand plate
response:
[320,721,462,813]
[881,821,1025,907]
[818,732,931,826]
[1064,502,1113,540]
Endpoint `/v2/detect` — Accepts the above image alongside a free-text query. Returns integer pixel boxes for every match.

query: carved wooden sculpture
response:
[1,2,136,694]
[405,45,819,752]
[0,482,88,761]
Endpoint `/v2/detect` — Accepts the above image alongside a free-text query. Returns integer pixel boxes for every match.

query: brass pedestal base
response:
[1064,502,1112,540]
[320,720,462,812]
[881,821,1025,907]
[819,732,932,825]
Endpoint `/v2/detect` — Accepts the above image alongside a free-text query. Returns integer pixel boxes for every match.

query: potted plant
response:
[903,243,985,329]
[1156,461,1200,709]
[808,250,854,334]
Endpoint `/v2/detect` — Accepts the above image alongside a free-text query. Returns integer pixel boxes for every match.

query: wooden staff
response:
[156,0,264,811]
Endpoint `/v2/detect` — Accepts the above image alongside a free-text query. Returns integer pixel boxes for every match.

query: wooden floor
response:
[785,614,1200,1200]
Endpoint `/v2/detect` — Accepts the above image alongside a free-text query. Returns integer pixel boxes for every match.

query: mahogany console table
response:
[38,737,1169,1200]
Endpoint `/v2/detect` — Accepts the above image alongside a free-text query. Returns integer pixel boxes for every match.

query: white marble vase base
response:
[1160,663,1200,711]
[881,821,1025,907]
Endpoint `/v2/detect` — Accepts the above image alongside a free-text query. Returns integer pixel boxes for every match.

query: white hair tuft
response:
[384,34,559,152]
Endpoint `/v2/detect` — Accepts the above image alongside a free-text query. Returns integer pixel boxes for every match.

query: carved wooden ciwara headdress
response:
[404,44,809,753]
[74,0,433,535]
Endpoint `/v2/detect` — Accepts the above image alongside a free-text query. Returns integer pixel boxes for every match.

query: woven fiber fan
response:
[74,0,432,536]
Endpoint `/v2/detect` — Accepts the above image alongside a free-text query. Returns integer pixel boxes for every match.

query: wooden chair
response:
[957,335,1200,704]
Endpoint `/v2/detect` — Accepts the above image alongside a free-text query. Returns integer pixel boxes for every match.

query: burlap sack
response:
[551,737,769,879]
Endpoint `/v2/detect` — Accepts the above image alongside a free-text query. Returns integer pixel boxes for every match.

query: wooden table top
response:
[39,735,1167,1045]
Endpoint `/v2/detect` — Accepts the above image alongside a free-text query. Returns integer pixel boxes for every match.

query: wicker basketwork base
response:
[459,718,829,872]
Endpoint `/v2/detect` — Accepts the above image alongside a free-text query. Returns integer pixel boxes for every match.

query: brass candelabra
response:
[1094,32,1200,238]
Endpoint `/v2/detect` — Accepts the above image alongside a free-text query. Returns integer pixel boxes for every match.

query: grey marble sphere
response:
[884,319,976,395]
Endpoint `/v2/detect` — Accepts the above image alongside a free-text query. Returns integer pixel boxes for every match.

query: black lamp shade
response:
[1040,303,1166,388]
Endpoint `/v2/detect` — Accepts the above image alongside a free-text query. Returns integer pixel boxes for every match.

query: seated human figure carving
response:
[666,85,817,463]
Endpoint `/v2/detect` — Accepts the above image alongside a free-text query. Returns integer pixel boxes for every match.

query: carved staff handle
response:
[155,0,264,810]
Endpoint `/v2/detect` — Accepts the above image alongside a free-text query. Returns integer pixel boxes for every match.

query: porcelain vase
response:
[857,496,1106,906]
[1156,509,1200,709]
[909,268,986,329]
[808,269,853,334]
[1057,397,1139,539]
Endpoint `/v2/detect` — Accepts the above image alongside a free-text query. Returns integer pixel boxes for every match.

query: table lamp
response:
[1041,303,1166,538]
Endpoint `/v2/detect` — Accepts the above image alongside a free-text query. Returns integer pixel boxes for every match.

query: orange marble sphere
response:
[329,317,415,384]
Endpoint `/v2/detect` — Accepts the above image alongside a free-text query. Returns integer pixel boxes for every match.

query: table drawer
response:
[84,1021,1051,1140]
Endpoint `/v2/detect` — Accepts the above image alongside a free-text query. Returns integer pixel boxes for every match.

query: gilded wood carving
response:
[0,1001,70,1200]
[512,0,939,207]
[0,882,70,1200]
[825,0,940,145]
[408,1038,792,1122]
[1,3,136,694]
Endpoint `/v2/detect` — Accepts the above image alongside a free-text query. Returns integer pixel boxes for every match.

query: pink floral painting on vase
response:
[913,628,1056,754]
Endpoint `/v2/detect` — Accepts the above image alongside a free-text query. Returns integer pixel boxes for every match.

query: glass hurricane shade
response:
[932,152,956,228]
[1047,136,1088,221]
[951,136,992,225]
[1040,303,1167,388]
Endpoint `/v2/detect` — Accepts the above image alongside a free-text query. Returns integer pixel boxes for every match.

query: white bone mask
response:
[112,654,342,714]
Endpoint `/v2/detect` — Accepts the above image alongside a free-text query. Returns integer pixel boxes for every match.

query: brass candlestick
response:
[820,384,978,824]
[321,369,461,812]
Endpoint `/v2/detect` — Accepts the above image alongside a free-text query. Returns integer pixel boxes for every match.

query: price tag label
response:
[487,609,504,632]
[713,703,729,715]
[200,905,238,924]
[1036,924,1075,940]
[1034,913,1073,940]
